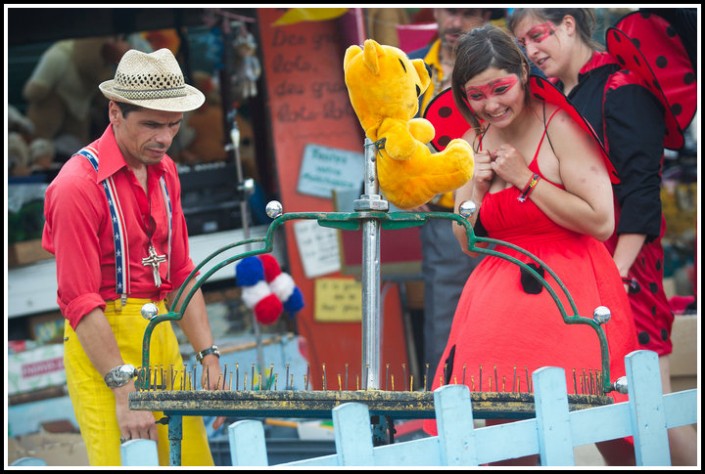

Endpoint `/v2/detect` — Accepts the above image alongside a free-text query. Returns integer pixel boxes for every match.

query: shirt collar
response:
[424,39,443,79]
[92,125,167,183]
[579,50,619,76]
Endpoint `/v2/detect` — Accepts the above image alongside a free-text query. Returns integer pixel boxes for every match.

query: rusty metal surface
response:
[130,389,612,420]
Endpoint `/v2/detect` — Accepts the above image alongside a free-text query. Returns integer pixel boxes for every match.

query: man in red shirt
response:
[42,48,223,466]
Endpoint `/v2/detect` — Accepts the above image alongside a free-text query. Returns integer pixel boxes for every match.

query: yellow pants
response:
[64,298,214,466]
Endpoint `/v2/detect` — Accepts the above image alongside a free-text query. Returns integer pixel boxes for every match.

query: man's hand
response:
[114,383,158,442]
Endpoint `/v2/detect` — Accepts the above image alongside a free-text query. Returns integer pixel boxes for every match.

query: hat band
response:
[114,86,188,101]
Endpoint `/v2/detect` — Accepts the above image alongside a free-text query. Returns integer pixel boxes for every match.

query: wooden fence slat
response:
[625,350,671,465]
[332,402,375,465]
[434,384,479,465]
[229,419,268,466]
[533,367,575,465]
[120,439,159,466]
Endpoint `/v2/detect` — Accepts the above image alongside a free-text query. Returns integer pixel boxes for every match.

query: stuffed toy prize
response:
[259,254,304,316]
[235,254,304,325]
[343,39,474,210]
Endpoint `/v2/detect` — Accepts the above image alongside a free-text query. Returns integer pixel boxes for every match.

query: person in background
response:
[42,48,224,466]
[406,7,493,378]
[508,8,697,465]
[423,24,639,466]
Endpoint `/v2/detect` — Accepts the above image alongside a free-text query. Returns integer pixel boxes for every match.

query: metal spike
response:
[391,374,395,392]
[424,364,429,392]
[385,363,390,391]
[251,363,255,390]
[494,365,498,392]
[322,363,327,391]
[338,373,342,391]
[402,363,407,391]
[470,375,475,392]
[344,363,349,391]
[512,366,517,393]
[285,363,290,390]
[502,375,506,392]
[479,365,483,392]
[573,368,578,395]
[462,364,467,386]
[410,375,414,392]
[228,372,233,391]
[222,365,228,391]
[235,363,240,391]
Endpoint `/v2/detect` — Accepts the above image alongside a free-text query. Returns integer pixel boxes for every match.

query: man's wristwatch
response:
[196,345,220,364]
[104,364,137,388]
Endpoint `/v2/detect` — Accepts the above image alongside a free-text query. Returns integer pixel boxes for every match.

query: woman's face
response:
[463,67,524,128]
[513,16,566,78]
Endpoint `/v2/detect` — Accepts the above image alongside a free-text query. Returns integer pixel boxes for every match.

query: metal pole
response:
[229,114,264,383]
[354,139,388,390]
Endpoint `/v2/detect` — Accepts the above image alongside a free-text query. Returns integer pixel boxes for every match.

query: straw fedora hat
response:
[99,48,205,112]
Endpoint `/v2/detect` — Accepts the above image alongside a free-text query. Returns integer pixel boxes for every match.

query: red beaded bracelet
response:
[518,173,541,202]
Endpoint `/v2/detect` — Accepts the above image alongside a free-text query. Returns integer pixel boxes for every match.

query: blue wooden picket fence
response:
[121,350,697,466]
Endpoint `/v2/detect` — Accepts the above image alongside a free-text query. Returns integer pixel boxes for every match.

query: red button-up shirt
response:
[42,125,196,329]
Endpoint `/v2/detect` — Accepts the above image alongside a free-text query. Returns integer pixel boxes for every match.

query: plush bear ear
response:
[411,58,431,92]
[362,38,381,75]
[343,44,362,73]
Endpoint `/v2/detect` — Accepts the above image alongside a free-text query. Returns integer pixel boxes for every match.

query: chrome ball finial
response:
[141,303,159,320]
[266,200,283,219]
[458,200,477,219]
[593,306,612,325]
[612,376,628,394]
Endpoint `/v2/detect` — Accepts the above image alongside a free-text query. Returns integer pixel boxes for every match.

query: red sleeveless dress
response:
[423,110,638,435]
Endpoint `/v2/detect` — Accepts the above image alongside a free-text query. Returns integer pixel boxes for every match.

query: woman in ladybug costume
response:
[509,8,697,465]
[421,24,639,466]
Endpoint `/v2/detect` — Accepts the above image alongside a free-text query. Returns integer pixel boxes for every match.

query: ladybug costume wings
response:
[606,10,697,151]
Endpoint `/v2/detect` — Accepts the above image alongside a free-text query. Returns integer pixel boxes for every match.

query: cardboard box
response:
[8,343,65,396]
[669,314,697,392]
[8,431,88,466]
[29,311,65,344]
[8,239,53,267]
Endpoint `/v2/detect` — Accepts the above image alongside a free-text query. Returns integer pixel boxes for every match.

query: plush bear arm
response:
[408,117,435,144]
[378,119,416,160]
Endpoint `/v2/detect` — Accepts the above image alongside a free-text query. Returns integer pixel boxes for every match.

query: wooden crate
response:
[8,239,53,268]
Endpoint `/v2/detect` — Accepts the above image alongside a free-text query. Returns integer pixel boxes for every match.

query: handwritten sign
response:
[266,27,358,133]
[297,144,364,198]
[293,219,341,278]
[314,278,362,322]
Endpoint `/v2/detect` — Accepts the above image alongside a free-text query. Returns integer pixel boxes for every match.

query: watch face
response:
[106,364,136,387]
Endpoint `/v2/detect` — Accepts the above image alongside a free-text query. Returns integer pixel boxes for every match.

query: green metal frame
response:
[137,210,613,395]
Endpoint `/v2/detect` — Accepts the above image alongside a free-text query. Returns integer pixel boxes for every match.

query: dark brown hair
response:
[507,8,603,51]
[451,24,530,134]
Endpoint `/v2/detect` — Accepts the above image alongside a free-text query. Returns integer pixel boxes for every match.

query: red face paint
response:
[464,75,519,102]
[516,22,556,48]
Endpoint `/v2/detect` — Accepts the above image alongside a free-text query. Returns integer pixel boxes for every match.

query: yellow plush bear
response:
[343,39,474,210]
